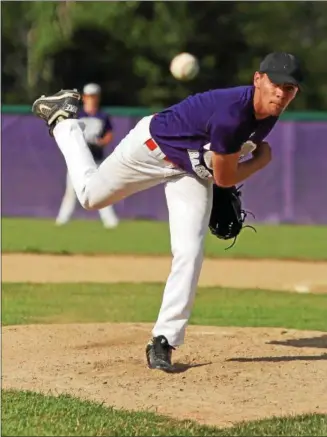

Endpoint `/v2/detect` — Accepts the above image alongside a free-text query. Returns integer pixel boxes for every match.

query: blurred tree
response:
[1,1,326,110]
[2,2,30,103]
[2,1,76,101]
[234,1,327,110]
[51,26,144,106]
[58,1,195,106]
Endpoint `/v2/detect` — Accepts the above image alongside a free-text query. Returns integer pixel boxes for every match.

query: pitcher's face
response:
[254,72,298,117]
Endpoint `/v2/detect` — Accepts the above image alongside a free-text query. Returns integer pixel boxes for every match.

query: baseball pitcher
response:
[32,52,303,371]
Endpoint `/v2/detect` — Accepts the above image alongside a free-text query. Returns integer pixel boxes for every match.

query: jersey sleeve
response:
[207,111,242,155]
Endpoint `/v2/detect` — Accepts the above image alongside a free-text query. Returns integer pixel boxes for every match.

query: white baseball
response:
[170,52,199,81]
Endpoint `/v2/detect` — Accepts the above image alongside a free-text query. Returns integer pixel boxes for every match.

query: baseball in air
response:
[170,52,199,81]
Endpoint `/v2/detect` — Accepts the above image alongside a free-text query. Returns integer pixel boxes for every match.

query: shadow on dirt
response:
[268,335,327,349]
[166,361,212,374]
[227,354,327,363]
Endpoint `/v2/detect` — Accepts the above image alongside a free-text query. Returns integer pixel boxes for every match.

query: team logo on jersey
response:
[187,149,212,180]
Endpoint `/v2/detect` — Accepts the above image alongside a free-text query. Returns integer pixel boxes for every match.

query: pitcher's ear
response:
[253,71,262,88]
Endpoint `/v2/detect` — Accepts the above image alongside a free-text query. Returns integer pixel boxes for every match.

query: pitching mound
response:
[3,323,327,427]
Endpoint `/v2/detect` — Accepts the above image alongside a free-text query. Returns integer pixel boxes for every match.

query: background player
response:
[55,83,119,228]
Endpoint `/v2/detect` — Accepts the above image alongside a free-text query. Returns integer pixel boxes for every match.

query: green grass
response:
[3,390,327,436]
[3,282,327,330]
[3,217,327,260]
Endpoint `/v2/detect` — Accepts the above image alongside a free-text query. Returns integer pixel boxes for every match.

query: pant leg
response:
[52,117,184,210]
[55,171,77,225]
[91,158,119,228]
[152,174,213,347]
[98,205,119,228]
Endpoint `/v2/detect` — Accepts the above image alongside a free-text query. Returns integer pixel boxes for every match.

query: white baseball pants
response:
[53,115,213,346]
[56,170,119,228]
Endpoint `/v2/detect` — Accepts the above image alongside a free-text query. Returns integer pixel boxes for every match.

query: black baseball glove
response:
[208,184,256,249]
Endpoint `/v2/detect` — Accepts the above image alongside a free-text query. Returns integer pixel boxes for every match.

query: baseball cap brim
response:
[265,72,302,89]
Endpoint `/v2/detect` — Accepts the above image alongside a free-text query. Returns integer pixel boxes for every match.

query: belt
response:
[145,138,175,165]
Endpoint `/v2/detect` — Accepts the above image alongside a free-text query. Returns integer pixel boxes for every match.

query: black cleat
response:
[146,335,175,371]
[32,89,81,136]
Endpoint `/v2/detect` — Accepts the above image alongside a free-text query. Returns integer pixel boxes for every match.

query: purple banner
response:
[2,114,327,223]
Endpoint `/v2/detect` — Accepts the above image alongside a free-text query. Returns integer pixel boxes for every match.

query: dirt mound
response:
[3,323,327,427]
[3,255,327,425]
[2,253,327,292]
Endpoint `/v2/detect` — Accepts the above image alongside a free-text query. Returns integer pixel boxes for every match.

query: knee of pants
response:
[79,190,103,211]
[79,187,115,211]
[81,199,97,211]
[80,196,108,211]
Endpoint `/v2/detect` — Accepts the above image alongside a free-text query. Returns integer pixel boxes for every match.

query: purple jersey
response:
[149,85,278,178]
[78,109,113,162]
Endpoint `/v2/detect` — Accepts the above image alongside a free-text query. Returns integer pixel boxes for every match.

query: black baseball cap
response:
[259,52,304,88]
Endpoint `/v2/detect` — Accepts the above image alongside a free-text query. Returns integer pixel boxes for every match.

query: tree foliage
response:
[2,1,326,109]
